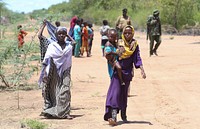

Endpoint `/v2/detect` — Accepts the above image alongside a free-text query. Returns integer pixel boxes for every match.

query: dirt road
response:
[0,26,200,129]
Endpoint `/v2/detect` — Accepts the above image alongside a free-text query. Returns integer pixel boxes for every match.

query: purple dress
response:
[104,45,143,121]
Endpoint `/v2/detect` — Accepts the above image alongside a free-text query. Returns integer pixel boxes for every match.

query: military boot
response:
[153,49,158,56]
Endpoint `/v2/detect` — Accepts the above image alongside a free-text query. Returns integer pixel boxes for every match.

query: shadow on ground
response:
[117,120,153,126]
[189,42,200,44]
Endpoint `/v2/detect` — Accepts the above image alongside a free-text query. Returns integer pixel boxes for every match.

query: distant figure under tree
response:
[17,25,28,49]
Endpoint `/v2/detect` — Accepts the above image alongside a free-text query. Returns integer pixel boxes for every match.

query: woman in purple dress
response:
[104,25,146,126]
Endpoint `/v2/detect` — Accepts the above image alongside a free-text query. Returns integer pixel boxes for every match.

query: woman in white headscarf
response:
[39,27,74,119]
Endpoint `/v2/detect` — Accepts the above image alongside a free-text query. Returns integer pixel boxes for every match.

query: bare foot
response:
[108,118,117,126]
[65,114,73,120]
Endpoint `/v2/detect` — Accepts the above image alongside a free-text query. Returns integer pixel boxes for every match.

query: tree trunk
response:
[173,0,180,29]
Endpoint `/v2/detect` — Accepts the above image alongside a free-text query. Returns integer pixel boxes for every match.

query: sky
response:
[3,0,68,13]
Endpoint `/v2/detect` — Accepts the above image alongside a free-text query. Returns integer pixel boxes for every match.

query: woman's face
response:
[123,27,133,41]
[56,30,67,42]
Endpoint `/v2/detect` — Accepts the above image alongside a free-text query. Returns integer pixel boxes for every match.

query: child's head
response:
[55,21,61,27]
[55,27,67,42]
[17,25,22,29]
[122,25,134,41]
[103,20,108,26]
[107,29,118,44]
[83,21,88,27]
[88,23,93,28]
[80,18,83,22]
[76,19,81,25]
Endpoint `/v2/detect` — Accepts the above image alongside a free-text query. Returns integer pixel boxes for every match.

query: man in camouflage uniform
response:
[147,9,161,56]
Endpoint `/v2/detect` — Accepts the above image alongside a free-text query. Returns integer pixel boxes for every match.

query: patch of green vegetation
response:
[21,119,48,129]
[28,54,40,61]
[18,84,39,91]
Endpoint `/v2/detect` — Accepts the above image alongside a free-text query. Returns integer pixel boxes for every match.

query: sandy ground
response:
[0,26,200,129]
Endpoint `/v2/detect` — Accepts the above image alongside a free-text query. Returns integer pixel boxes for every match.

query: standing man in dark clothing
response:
[147,9,162,56]
[115,8,131,39]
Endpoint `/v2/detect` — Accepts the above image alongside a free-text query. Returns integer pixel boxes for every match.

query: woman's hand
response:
[140,66,146,79]
[141,70,146,79]
[43,76,48,83]
[130,40,136,50]
[43,71,48,83]
[43,19,47,25]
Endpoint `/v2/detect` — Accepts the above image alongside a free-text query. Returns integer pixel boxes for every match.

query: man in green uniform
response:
[147,9,161,56]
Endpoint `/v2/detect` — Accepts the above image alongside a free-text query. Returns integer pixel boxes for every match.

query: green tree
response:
[161,0,199,29]
[0,1,5,38]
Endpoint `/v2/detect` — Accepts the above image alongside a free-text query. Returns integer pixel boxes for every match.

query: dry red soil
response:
[0,26,200,129]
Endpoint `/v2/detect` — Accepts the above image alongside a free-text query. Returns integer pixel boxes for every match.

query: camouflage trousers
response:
[149,35,161,55]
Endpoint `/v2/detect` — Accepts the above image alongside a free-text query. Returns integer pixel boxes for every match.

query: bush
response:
[21,119,48,129]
